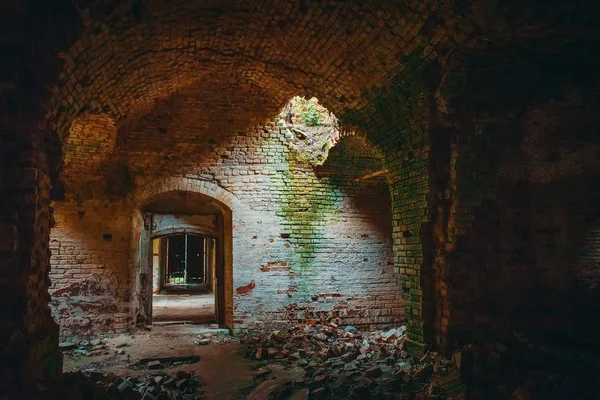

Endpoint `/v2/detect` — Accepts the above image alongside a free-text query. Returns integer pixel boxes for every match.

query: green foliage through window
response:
[288,96,327,126]
[301,105,323,126]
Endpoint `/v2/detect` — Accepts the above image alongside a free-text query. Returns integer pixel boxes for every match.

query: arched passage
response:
[132,180,236,332]
[135,189,234,329]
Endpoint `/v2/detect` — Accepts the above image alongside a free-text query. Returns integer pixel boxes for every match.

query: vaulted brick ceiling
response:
[47,0,472,139]
[39,0,600,191]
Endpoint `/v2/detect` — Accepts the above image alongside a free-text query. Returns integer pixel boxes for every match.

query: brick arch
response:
[133,176,240,213]
[132,176,236,330]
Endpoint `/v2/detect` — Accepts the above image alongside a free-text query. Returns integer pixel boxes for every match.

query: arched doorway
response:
[135,188,233,329]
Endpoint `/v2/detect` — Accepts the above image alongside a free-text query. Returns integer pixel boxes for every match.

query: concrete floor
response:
[63,325,257,400]
[152,293,215,324]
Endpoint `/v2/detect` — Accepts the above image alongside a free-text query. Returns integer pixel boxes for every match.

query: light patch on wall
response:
[63,114,118,181]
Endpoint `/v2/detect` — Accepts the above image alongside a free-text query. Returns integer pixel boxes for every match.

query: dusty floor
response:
[63,325,258,400]
[61,322,429,400]
[152,293,215,324]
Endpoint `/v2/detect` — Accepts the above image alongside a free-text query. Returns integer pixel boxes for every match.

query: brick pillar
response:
[383,144,430,356]
[0,1,82,394]
[0,121,62,396]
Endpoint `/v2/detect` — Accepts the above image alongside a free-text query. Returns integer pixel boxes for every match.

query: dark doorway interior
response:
[166,234,186,284]
[186,234,205,284]
[164,233,207,287]
[152,233,217,324]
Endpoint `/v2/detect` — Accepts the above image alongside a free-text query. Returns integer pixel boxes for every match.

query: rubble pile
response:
[130,356,201,371]
[194,330,233,346]
[57,370,202,400]
[60,338,112,357]
[240,322,466,399]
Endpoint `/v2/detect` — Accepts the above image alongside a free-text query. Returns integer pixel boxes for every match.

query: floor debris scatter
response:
[57,323,470,399]
[57,370,202,399]
[130,356,202,371]
[60,325,256,400]
[239,322,467,399]
[61,337,113,357]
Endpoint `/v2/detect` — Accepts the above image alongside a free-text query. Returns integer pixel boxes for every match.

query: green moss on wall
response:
[267,138,343,298]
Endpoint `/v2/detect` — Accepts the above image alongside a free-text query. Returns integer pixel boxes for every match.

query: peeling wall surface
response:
[50,202,133,338]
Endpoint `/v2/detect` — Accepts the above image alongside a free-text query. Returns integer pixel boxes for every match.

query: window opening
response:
[164,233,207,286]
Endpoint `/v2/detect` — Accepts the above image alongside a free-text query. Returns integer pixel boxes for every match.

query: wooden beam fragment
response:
[352,169,388,183]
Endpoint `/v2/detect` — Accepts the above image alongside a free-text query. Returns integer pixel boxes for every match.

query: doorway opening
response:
[137,188,233,330]
[151,233,218,324]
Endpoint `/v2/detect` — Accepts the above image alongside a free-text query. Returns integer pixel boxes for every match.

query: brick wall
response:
[383,145,429,349]
[40,0,470,347]
[49,201,133,339]
[1,121,63,394]
[335,52,435,354]
[530,177,600,299]
[36,0,521,354]
[0,1,83,394]
[231,135,399,332]
[427,89,600,349]
[49,109,400,337]
[522,98,600,307]
[519,99,600,342]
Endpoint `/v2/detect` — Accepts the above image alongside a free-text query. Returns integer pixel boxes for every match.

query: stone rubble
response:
[60,338,113,357]
[58,370,202,399]
[129,356,201,371]
[241,322,467,399]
